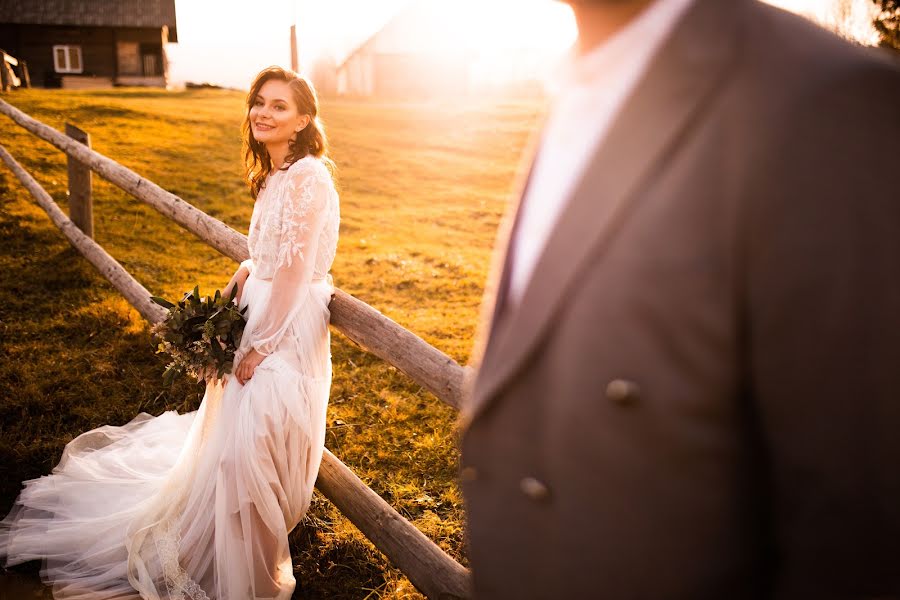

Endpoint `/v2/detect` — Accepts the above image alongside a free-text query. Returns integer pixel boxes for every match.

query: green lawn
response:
[0,88,545,599]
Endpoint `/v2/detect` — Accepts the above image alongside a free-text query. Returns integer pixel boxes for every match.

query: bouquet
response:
[149,285,248,384]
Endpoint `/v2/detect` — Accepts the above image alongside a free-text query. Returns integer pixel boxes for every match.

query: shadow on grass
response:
[0,568,52,599]
[0,203,204,506]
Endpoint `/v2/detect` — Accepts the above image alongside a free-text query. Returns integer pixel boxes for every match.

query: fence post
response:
[65,123,93,238]
[20,60,30,88]
[0,52,9,93]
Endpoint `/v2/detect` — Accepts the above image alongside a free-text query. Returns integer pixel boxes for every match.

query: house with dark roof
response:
[0,0,177,89]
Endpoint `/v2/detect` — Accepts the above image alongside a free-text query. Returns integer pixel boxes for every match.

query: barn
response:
[0,0,177,89]
[334,2,469,98]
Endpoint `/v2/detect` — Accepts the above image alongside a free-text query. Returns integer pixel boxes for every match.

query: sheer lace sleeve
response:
[249,161,331,356]
[240,258,253,275]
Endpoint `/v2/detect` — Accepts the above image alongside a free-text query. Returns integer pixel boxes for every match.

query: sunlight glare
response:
[168,0,877,91]
[297,0,577,85]
[170,0,575,89]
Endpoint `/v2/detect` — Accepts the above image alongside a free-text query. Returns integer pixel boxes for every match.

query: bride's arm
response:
[248,163,331,357]
[223,263,250,304]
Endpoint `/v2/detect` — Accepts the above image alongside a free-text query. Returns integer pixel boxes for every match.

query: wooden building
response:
[335,2,469,99]
[0,0,177,89]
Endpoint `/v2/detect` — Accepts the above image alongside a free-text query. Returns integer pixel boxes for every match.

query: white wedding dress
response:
[0,155,340,599]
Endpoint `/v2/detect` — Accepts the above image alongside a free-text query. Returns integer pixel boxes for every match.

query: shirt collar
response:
[547,0,697,95]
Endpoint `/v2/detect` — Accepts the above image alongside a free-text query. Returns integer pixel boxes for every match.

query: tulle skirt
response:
[0,273,335,599]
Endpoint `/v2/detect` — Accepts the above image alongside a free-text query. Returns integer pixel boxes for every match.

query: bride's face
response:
[249,79,309,149]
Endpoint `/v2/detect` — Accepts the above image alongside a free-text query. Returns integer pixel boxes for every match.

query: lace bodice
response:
[245,156,339,281]
[239,156,339,357]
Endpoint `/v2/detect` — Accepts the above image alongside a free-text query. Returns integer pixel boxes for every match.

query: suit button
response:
[606,379,640,405]
[519,477,550,502]
[460,466,478,482]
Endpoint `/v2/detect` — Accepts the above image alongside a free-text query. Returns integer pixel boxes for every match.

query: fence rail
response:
[0,97,471,599]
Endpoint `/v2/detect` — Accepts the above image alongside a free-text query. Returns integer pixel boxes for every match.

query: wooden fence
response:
[0,50,30,92]
[0,97,472,600]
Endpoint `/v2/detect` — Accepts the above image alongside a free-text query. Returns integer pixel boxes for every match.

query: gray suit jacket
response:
[460,0,900,598]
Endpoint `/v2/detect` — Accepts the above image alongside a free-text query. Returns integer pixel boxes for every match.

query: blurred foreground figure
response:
[460,0,900,598]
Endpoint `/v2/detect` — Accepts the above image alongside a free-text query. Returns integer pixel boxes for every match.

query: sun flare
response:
[296,0,577,85]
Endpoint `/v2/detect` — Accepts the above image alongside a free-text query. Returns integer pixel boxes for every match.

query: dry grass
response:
[0,87,545,599]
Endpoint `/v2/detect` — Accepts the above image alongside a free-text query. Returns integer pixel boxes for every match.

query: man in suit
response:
[459,0,900,598]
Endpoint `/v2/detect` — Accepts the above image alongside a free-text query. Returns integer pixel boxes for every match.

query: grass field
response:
[0,87,545,599]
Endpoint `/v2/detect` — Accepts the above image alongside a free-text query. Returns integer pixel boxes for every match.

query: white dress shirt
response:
[506,0,696,308]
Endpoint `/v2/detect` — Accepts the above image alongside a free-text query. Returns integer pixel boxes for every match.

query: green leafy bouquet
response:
[149,285,248,385]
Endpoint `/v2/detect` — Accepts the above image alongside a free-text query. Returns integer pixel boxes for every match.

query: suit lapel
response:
[468,113,547,372]
[467,0,745,420]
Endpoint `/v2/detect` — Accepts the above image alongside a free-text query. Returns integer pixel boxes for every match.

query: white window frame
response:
[52,45,83,74]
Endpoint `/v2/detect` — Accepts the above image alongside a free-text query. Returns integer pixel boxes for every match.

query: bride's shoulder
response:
[287,155,330,178]
[283,157,335,207]
[285,157,335,199]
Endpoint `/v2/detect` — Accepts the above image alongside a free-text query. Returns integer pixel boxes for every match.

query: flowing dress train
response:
[0,155,340,599]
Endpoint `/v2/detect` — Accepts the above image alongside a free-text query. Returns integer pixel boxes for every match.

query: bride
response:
[0,66,341,599]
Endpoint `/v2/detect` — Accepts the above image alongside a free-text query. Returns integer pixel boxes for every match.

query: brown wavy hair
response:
[242,66,333,199]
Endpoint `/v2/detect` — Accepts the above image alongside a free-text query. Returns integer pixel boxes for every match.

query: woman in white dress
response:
[0,66,340,599]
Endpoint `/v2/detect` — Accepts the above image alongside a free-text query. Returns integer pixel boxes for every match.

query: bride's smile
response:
[249,79,310,164]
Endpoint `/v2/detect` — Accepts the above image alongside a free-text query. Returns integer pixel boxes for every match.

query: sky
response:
[165,0,880,90]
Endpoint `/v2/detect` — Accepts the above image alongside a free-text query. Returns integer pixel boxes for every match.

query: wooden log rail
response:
[0,99,472,599]
[0,145,163,322]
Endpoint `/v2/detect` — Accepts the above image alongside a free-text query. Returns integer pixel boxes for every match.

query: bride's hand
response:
[235,348,266,385]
